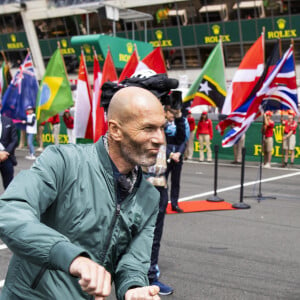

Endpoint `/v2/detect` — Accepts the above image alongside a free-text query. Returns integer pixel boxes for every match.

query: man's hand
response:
[69,256,111,299]
[125,286,160,300]
[172,152,181,163]
[0,151,9,162]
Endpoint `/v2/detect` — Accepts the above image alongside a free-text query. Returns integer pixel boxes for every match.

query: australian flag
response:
[217,45,298,148]
[1,53,39,125]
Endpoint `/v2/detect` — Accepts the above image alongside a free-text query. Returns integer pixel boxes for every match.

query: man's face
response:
[165,110,175,122]
[119,108,165,167]
[288,115,294,122]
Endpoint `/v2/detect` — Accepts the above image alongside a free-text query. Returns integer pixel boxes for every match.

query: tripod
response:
[245,112,276,202]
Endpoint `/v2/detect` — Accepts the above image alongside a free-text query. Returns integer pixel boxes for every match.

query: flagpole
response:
[81,46,92,99]
[159,45,168,75]
[1,50,8,65]
[0,50,12,78]
[58,41,71,85]
[262,27,265,68]
[134,44,140,62]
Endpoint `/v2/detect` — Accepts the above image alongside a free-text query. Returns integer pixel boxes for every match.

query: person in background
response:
[22,106,37,160]
[63,109,75,144]
[262,111,274,168]
[0,86,164,300]
[145,107,186,295]
[0,101,18,189]
[48,113,60,145]
[281,110,297,167]
[232,133,245,164]
[16,128,26,150]
[164,106,189,213]
[184,110,195,160]
[36,121,46,152]
[196,111,213,162]
[231,122,245,164]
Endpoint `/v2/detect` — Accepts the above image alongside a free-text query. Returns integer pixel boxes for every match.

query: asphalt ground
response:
[1,149,300,300]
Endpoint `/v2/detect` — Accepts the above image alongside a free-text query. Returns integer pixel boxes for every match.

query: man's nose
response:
[152,128,165,145]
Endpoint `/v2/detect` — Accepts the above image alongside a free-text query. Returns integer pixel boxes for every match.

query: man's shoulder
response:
[1,115,13,124]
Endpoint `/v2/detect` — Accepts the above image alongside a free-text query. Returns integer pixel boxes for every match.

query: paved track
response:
[1,150,300,299]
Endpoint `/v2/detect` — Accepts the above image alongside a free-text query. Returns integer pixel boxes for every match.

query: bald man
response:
[0,87,165,300]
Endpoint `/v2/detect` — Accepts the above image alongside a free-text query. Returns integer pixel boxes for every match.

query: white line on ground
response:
[179,171,300,202]
[0,280,4,288]
[186,160,298,171]
[0,244,7,250]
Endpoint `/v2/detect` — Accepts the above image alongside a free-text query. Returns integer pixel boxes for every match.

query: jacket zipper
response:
[99,203,121,264]
[31,264,48,289]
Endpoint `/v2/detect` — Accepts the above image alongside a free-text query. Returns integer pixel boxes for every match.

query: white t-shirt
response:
[26,113,37,134]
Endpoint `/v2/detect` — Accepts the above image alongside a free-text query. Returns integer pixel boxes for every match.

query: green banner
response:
[0,32,28,50]
[117,14,300,47]
[70,34,153,68]
[192,121,299,163]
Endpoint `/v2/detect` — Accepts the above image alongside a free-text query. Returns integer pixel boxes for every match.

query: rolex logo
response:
[126,42,133,54]
[155,30,163,40]
[277,18,286,30]
[83,44,91,54]
[274,125,283,143]
[212,25,220,35]
[10,34,16,42]
[61,39,67,48]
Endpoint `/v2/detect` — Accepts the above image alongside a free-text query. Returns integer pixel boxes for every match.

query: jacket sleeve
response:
[4,119,18,154]
[0,146,88,273]
[114,194,159,300]
[171,116,186,145]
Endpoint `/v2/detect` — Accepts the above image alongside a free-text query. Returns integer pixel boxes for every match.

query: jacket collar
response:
[95,136,142,189]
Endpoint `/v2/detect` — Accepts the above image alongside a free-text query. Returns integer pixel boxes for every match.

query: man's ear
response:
[108,120,122,141]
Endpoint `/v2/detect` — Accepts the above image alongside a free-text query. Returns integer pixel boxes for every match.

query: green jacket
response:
[0,138,159,300]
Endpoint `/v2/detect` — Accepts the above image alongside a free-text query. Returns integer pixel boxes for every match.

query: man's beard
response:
[120,138,158,167]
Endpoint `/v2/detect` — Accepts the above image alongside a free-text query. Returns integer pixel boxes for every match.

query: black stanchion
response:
[232,147,251,209]
[244,115,276,203]
[207,145,224,202]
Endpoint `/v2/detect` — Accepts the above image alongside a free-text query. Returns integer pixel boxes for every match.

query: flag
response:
[259,45,298,114]
[183,41,226,110]
[221,35,264,115]
[74,51,93,139]
[217,41,280,135]
[93,48,118,142]
[118,49,139,83]
[0,61,12,98]
[219,45,297,148]
[36,49,73,123]
[2,53,38,122]
[135,47,167,74]
[92,53,102,141]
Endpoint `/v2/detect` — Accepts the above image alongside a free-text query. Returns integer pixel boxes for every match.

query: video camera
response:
[101,73,183,110]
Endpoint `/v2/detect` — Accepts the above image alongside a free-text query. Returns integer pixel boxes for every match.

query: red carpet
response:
[166,200,237,214]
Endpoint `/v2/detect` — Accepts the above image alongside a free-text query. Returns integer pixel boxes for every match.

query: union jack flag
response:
[1,52,38,122]
[217,45,298,148]
[12,53,36,94]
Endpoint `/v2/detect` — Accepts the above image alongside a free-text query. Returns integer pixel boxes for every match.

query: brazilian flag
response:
[36,49,73,123]
[0,61,12,97]
[183,41,226,110]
